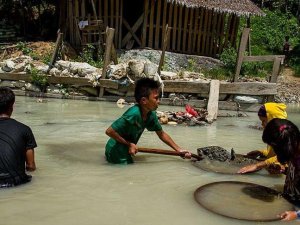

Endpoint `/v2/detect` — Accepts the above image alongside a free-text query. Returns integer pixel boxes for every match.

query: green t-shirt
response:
[105,105,162,164]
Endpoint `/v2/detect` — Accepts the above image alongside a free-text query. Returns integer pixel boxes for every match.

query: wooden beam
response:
[142,0,149,47]
[206,80,220,123]
[270,57,283,83]
[0,73,119,89]
[243,55,285,62]
[158,25,170,74]
[220,82,277,95]
[121,15,144,47]
[47,32,63,72]
[102,28,115,78]
[0,74,277,96]
[233,28,250,82]
[155,0,162,49]
[163,80,210,94]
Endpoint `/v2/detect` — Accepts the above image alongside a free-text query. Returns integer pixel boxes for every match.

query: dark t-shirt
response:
[0,118,37,186]
[283,159,300,206]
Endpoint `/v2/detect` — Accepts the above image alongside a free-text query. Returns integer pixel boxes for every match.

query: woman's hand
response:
[280,211,297,221]
[266,164,285,174]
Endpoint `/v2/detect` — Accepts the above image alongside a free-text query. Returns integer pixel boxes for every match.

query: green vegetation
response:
[211,9,300,79]
[16,42,33,55]
[187,58,200,72]
[77,44,104,68]
[29,67,49,92]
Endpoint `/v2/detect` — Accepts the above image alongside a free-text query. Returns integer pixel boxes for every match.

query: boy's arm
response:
[25,149,36,171]
[105,126,137,155]
[155,130,191,158]
[155,130,181,151]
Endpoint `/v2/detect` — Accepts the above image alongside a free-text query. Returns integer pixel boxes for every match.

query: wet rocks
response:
[198,146,232,162]
[197,146,258,164]
[157,107,208,126]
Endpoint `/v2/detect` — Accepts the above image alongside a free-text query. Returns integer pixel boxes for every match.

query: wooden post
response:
[102,28,115,78]
[270,57,283,83]
[158,25,170,75]
[111,43,118,65]
[47,32,63,72]
[267,56,283,102]
[100,28,115,97]
[246,18,251,56]
[233,28,250,82]
[206,80,220,123]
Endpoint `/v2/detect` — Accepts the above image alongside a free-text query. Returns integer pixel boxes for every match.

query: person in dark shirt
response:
[0,87,37,188]
[262,118,300,221]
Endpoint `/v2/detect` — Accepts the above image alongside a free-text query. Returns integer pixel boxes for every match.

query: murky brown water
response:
[1,97,300,225]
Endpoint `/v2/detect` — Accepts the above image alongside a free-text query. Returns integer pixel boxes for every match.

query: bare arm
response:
[25,148,36,171]
[155,130,191,158]
[105,126,137,155]
[155,130,181,151]
[237,161,267,174]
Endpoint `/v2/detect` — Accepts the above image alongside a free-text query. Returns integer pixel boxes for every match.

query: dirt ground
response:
[276,68,300,103]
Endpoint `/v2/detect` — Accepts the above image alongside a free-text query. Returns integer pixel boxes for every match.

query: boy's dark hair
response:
[262,118,300,164]
[134,78,160,103]
[0,87,15,114]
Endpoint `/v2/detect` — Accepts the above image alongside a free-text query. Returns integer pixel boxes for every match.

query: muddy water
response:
[1,97,300,225]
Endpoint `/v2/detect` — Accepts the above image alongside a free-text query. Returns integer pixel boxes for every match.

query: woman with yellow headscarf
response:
[238,102,288,174]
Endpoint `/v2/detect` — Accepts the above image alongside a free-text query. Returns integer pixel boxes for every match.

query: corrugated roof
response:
[167,0,265,16]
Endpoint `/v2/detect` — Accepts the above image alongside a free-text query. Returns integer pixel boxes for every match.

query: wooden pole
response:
[91,0,104,59]
[233,28,250,82]
[100,28,115,97]
[206,80,220,123]
[246,18,251,56]
[47,32,63,73]
[102,28,115,78]
[158,24,170,75]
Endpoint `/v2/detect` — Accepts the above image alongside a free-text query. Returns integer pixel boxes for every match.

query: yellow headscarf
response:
[265,102,287,122]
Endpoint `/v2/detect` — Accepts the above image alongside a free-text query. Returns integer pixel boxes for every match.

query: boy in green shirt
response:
[105,78,191,164]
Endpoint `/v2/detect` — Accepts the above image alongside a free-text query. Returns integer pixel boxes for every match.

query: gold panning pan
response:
[193,146,264,174]
[194,181,294,222]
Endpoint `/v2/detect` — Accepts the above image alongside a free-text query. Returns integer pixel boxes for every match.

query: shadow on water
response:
[44,141,106,165]
[242,185,279,202]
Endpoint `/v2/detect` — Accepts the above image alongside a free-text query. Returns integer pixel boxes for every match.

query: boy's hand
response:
[178,149,192,159]
[128,143,138,155]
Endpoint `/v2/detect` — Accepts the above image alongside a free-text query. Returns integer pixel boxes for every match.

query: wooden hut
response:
[60,0,264,57]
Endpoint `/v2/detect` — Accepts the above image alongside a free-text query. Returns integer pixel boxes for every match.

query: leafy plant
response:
[29,66,49,92]
[16,42,33,55]
[77,44,103,68]
[187,58,198,72]
[251,9,300,52]
[219,47,237,71]
[204,67,232,80]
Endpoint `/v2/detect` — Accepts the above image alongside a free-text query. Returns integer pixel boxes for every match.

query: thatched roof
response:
[167,0,265,16]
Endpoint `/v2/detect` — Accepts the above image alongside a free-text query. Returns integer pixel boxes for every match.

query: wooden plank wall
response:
[142,0,240,57]
[65,0,122,49]
[65,0,240,57]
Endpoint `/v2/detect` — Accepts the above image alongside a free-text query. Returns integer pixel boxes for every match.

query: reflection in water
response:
[242,185,279,202]
[1,97,300,225]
